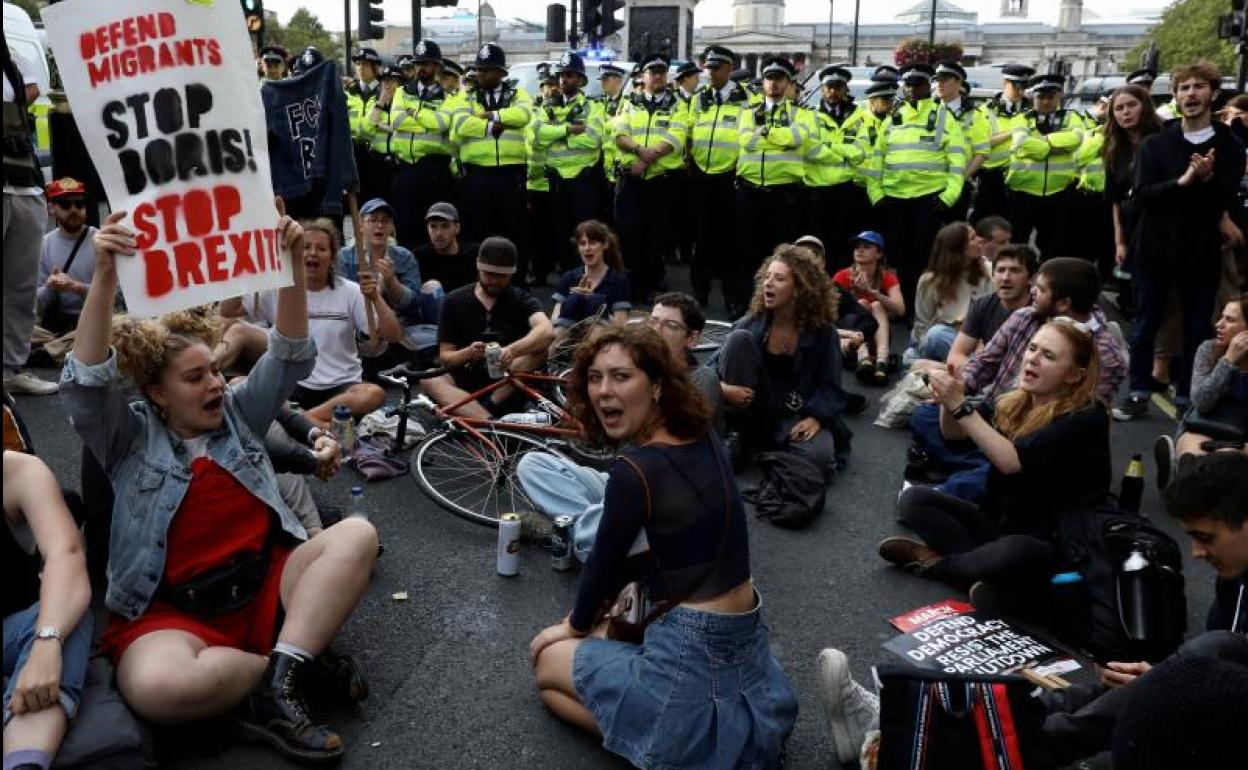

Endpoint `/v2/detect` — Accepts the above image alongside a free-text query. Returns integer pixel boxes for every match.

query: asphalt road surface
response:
[12,271,1214,770]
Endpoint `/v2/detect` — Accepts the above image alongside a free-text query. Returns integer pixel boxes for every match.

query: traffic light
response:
[358,0,384,41]
[583,0,624,41]
[1219,0,1247,40]
[240,0,264,39]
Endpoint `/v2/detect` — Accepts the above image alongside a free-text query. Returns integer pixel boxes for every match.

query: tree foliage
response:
[1127,0,1236,75]
[267,7,343,62]
[893,38,963,68]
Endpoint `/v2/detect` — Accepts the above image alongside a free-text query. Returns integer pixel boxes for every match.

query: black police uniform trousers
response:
[970,166,1008,221]
[353,142,391,204]
[1070,188,1115,281]
[616,171,677,302]
[690,167,737,306]
[875,193,948,316]
[460,164,529,282]
[551,166,603,273]
[809,181,868,272]
[732,182,809,316]
[1006,187,1074,261]
[525,188,559,284]
[392,154,456,252]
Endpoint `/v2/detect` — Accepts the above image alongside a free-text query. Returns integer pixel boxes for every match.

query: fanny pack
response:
[156,529,276,615]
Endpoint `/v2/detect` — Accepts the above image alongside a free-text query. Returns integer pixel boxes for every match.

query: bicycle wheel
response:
[412,427,568,527]
[693,319,732,353]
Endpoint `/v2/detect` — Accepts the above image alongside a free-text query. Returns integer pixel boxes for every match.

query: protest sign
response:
[884,602,1069,676]
[890,599,974,633]
[43,0,286,317]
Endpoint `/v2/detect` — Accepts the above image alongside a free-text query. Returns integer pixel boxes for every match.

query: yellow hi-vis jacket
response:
[1075,129,1106,193]
[345,80,381,142]
[736,99,812,188]
[450,83,534,168]
[525,116,549,192]
[595,92,627,182]
[976,97,1030,171]
[611,90,690,181]
[533,91,603,180]
[841,105,887,189]
[937,98,990,172]
[803,99,868,188]
[1005,109,1085,197]
[688,81,760,176]
[388,81,455,164]
[867,98,966,207]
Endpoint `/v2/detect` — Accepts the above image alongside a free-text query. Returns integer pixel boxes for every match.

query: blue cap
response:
[850,230,885,250]
[360,198,394,217]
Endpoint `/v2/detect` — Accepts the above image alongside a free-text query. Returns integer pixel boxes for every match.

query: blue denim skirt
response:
[572,593,798,770]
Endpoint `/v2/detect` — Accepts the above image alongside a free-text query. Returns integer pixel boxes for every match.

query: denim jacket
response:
[60,330,317,619]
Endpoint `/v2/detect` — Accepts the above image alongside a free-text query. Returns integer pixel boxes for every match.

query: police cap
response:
[872,65,901,82]
[760,56,796,80]
[1029,73,1066,93]
[673,60,700,80]
[352,47,382,64]
[933,60,966,82]
[1001,64,1035,83]
[260,45,288,63]
[598,63,625,80]
[412,40,443,64]
[641,54,670,73]
[819,65,852,86]
[442,59,465,77]
[475,43,507,72]
[554,51,588,81]
[702,46,735,68]
[900,63,935,83]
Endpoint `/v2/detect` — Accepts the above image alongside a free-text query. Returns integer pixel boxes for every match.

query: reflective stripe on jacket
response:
[1005,109,1085,196]
[867,98,966,207]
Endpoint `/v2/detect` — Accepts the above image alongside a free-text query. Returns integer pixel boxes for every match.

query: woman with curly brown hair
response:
[59,207,378,763]
[714,244,852,478]
[528,324,796,769]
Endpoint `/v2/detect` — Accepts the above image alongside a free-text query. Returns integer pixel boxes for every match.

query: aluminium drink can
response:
[497,513,521,576]
[485,342,504,379]
[550,516,574,572]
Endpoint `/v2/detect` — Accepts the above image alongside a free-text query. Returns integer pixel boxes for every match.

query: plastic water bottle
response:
[349,485,367,521]
[331,404,355,460]
[1119,454,1145,513]
[499,411,552,426]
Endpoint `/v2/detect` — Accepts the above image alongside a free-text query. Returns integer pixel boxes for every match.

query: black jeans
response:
[733,183,808,314]
[809,182,868,271]
[1128,260,1219,400]
[897,485,1055,588]
[690,168,737,303]
[1040,630,1248,765]
[615,172,677,300]
[971,167,1008,221]
[392,155,455,252]
[875,193,947,315]
[551,166,603,272]
[1006,187,1074,260]
[459,165,529,281]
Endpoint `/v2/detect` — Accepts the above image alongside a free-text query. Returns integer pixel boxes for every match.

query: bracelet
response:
[950,401,976,420]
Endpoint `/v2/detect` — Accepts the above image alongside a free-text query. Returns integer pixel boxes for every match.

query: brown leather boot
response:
[877,536,942,575]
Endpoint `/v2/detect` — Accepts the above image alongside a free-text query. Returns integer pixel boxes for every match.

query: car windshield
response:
[508,60,635,98]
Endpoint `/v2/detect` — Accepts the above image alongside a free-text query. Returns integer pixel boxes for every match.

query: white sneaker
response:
[3,371,58,395]
[817,647,880,764]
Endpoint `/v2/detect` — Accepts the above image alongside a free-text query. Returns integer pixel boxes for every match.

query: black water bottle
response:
[1119,454,1145,513]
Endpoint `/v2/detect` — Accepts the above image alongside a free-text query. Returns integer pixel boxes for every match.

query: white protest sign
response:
[43,0,287,317]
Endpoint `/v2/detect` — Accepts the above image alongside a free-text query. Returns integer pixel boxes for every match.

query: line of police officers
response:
[295,39,1117,316]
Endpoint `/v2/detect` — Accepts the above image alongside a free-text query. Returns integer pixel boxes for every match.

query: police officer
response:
[973,64,1034,220]
[613,54,691,302]
[288,46,324,76]
[670,59,701,266]
[688,45,754,308]
[595,63,628,223]
[259,45,288,81]
[533,52,605,272]
[805,64,868,268]
[733,56,812,317]
[389,40,457,251]
[867,62,966,311]
[345,48,386,202]
[526,64,560,284]
[843,76,900,232]
[440,59,465,95]
[1072,101,1111,276]
[396,54,416,85]
[451,43,534,283]
[932,60,988,221]
[1004,73,1085,259]
[673,60,700,106]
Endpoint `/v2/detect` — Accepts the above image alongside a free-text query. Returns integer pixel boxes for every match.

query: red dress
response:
[832,267,899,305]
[101,457,293,660]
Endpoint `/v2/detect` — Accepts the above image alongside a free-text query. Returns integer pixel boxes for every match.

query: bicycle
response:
[377,362,608,528]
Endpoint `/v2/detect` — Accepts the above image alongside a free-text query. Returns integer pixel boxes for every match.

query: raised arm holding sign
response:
[43,0,285,317]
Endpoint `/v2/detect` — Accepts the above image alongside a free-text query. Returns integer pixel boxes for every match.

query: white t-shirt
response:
[251,279,370,389]
[1184,126,1216,145]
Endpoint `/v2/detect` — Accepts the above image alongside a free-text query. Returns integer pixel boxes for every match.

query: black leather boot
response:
[235,651,344,763]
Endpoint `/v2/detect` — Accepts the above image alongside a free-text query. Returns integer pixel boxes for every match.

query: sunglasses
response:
[53,200,86,210]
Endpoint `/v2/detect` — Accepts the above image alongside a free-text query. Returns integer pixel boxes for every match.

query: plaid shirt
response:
[962,306,1127,403]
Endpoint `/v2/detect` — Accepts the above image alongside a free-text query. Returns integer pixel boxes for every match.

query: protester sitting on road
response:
[422,236,554,418]
[549,220,631,342]
[3,451,93,770]
[62,209,378,763]
[908,222,993,365]
[907,257,1125,501]
[35,178,101,338]
[336,198,443,353]
[831,231,904,385]
[718,245,852,477]
[412,202,480,294]
[222,218,403,429]
[528,324,797,769]
[517,293,725,561]
[1154,294,1248,488]
[881,320,1111,589]
[823,455,1248,765]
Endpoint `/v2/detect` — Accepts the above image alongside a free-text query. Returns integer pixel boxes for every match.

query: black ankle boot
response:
[306,648,369,704]
[235,651,344,762]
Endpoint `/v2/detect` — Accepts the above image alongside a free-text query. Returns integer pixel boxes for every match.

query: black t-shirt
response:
[962,294,1013,345]
[437,283,545,388]
[415,242,480,294]
[986,402,1111,537]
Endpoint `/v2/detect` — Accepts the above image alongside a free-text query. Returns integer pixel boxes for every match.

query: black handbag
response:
[155,525,278,615]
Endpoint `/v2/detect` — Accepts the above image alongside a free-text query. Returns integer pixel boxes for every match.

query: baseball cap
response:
[46,177,87,201]
[425,201,459,222]
[359,198,394,218]
[477,237,518,275]
[794,234,825,253]
[850,230,885,250]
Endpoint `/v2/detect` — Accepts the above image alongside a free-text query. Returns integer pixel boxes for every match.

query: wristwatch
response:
[35,626,62,643]
[950,401,977,420]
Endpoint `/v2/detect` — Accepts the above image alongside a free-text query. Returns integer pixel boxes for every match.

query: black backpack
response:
[741,450,827,529]
[1050,500,1187,663]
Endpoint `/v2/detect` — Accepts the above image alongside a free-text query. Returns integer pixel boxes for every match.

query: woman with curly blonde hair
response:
[715,245,852,479]
[61,207,378,763]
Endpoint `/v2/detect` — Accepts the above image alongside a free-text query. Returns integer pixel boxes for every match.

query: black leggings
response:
[897,485,1054,588]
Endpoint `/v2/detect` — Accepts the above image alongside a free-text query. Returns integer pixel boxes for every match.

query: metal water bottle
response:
[499,411,553,426]
[1119,545,1154,641]
[331,404,355,460]
[1119,454,1145,513]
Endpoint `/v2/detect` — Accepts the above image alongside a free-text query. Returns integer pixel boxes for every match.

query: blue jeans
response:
[516,452,648,563]
[4,602,94,723]
[910,402,990,502]
[917,323,959,363]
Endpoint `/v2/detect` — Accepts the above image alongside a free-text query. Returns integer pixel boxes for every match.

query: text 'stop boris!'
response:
[44,0,286,317]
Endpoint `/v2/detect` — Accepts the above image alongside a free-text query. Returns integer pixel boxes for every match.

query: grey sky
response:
[261,0,1168,31]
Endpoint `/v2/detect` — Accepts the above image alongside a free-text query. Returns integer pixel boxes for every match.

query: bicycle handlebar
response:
[378,364,449,386]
